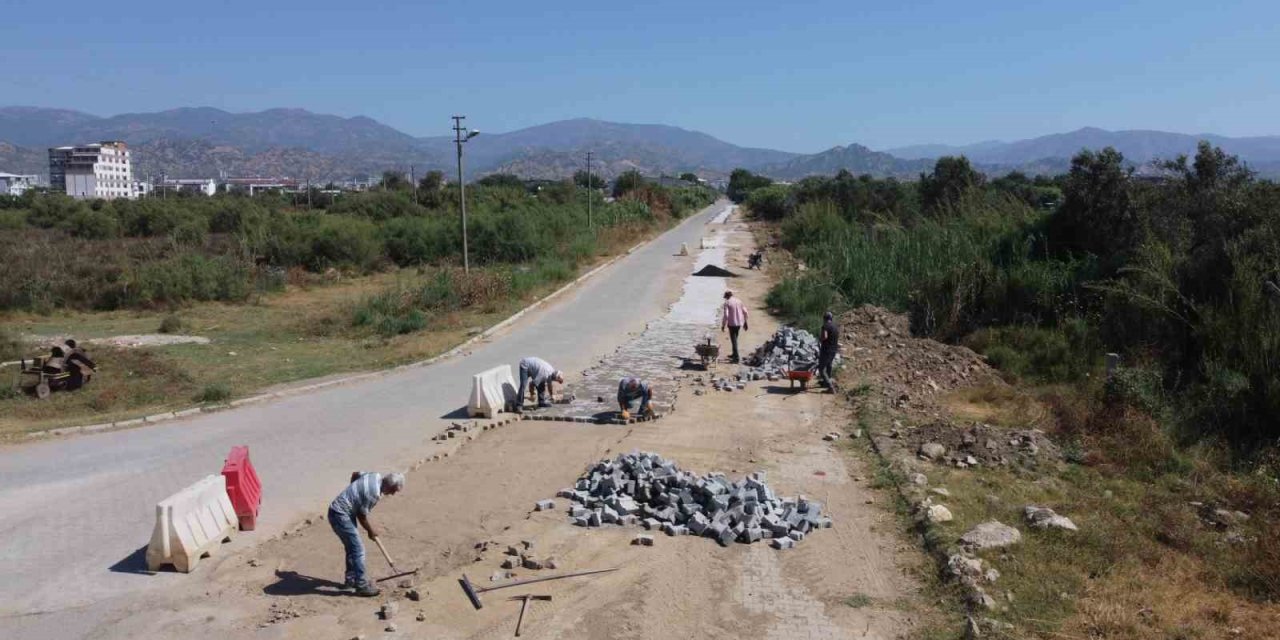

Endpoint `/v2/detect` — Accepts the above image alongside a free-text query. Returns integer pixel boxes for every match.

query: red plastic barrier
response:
[221,445,262,531]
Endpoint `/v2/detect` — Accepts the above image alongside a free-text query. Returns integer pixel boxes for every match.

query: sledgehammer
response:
[458,568,618,609]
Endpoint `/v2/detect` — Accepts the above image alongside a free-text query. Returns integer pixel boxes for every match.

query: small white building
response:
[48,141,135,200]
[0,172,38,196]
[156,178,217,197]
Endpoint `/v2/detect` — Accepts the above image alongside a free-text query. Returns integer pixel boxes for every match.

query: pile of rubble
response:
[838,305,1001,413]
[554,452,831,549]
[745,326,838,376]
[905,420,1061,469]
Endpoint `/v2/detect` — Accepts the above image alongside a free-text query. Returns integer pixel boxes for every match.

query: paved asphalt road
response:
[0,201,731,634]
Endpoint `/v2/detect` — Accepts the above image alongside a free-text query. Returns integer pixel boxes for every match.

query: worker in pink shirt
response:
[722,290,749,363]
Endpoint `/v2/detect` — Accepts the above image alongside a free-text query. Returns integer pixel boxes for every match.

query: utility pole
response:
[452,115,480,274]
[586,151,593,229]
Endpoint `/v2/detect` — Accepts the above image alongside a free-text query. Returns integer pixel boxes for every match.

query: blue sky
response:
[2,0,1277,152]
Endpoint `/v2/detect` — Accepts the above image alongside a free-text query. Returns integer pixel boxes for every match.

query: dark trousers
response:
[517,362,549,407]
[728,326,741,362]
[818,348,836,388]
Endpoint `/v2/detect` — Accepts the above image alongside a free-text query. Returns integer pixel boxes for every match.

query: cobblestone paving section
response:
[739,543,846,639]
[528,225,735,425]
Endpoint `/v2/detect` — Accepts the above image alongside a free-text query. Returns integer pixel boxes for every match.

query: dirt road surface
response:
[8,209,935,639]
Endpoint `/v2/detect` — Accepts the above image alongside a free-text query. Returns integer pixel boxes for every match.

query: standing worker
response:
[721,290,749,364]
[328,471,405,597]
[516,356,565,411]
[818,311,840,392]
[617,376,655,419]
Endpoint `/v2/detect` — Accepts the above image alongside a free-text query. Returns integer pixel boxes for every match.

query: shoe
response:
[537,402,552,409]
[354,584,381,597]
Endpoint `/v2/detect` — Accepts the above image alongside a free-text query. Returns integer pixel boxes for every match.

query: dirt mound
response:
[900,420,1061,470]
[838,305,1002,413]
[692,265,737,277]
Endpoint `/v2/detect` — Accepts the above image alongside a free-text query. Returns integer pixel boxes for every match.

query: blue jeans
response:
[328,508,367,588]
[518,362,549,406]
[619,388,651,412]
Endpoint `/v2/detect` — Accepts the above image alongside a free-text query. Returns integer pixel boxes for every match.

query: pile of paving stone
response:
[555,451,831,549]
[745,326,838,376]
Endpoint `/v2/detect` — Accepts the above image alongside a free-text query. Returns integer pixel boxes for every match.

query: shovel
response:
[373,537,420,583]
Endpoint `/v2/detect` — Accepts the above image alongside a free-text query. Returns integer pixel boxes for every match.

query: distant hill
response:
[760,143,933,180]
[0,107,795,181]
[3,107,1278,182]
[884,127,1280,169]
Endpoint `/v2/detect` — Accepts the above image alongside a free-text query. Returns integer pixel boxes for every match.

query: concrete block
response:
[633,534,655,546]
[570,506,587,518]
[642,517,661,530]
[788,530,806,542]
[535,499,556,511]
[146,475,237,572]
[556,488,576,499]
[670,525,689,536]
[572,515,590,527]
[716,524,737,547]
[770,537,795,550]
[588,510,602,527]
[467,365,518,418]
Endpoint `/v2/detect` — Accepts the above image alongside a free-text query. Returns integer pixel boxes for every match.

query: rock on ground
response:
[959,521,1022,550]
[1024,505,1078,531]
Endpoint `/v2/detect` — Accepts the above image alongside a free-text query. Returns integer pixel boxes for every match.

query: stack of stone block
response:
[555,451,831,549]
[744,326,840,376]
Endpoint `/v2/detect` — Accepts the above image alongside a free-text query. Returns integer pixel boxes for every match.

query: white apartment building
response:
[155,178,218,197]
[0,172,38,196]
[48,141,135,200]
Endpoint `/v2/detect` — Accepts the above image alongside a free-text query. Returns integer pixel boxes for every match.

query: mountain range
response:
[1,106,1278,182]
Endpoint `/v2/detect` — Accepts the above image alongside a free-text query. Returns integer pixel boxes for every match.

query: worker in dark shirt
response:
[64,339,96,389]
[818,311,840,391]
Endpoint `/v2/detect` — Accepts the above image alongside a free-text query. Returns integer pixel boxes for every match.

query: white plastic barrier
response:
[146,474,237,572]
[468,364,518,418]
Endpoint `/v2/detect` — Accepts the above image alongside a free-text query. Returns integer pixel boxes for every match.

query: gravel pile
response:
[557,451,831,549]
[746,326,838,376]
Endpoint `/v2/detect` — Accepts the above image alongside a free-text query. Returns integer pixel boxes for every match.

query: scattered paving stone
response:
[522,556,543,570]
[960,521,1022,550]
[416,612,426,622]
[1024,505,1079,531]
[545,557,558,570]
[380,601,398,620]
[565,451,831,548]
[823,432,842,441]
[406,589,421,602]
[385,623,398,632]
[633,534,655,546]
[535,499,556,511]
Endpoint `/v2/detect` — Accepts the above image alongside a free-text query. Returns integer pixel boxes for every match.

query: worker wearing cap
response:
[328,471,405,597]
[617,376,654,419]
[722,290,749,363]
[516,356,564,411]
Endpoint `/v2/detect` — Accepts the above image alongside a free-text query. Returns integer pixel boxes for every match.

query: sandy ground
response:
[82,215,932,640]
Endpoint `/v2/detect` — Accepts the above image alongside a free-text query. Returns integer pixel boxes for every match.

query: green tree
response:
[573,170,605,189]
[612,170,646,198]
[380,171,410,191]
[477,173,525,190]
[679,172,699,183]
[727,169,773,203]
[919,156,985,213]
[1047,147,1135,263]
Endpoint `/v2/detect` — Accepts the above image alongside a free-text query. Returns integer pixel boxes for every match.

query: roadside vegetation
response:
[736,146,1280,637]
[0,174,715,436]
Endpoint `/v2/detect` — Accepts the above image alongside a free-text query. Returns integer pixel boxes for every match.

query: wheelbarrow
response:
[784,361,817,390]
[694,337,719,370]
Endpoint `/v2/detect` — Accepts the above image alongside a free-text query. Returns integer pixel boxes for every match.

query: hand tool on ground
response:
[458,567,618,609]
[373,537,420,583]
[508,594,552,636]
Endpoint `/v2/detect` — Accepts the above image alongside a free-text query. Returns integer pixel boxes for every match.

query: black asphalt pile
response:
[691,264,737,277]
[555,451,830,549]
[745,326,839,377]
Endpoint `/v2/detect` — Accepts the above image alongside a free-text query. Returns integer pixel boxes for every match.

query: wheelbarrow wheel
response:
[36,382,51,399]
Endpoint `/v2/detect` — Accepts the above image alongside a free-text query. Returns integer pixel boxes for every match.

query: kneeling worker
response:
[327,471,405,597]
[517,356,564,411]
[617,376,655,419]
